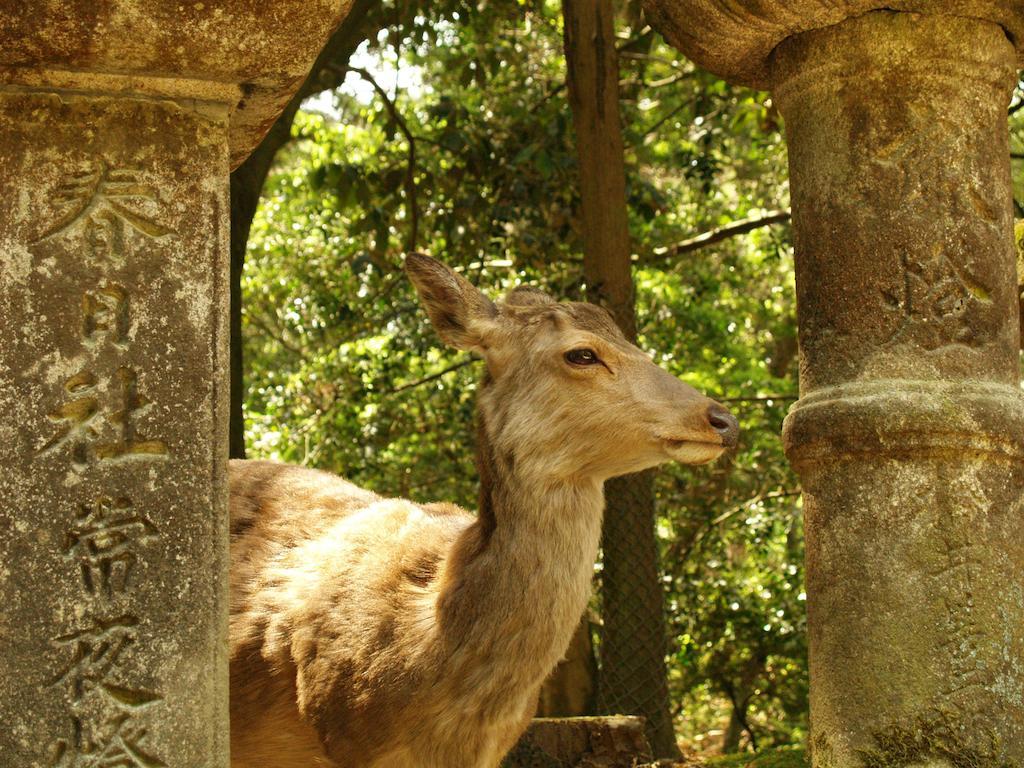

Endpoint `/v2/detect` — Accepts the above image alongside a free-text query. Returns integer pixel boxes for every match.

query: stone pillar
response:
[777,13,1024,763]
[0,4,344,765]
[643,2,1024,766]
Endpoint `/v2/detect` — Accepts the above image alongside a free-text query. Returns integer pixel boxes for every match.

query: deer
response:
[228,253,738,768]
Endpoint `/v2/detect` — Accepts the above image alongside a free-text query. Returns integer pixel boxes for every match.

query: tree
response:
[562,0,677,757]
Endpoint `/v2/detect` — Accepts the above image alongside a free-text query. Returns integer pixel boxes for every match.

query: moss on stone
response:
[856,712,1019,768]
[706,746,808,768]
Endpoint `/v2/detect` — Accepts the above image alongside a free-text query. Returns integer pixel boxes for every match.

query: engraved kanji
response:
[40,372,100,465]
[37,158,169,768]
[94,367,167,460]
[33,162,173,264]
[881,249,992,331]
[41,367,168,464]
[49,712,165,768]
[82,284,129,346]
[50,615,160,708]
[64,497,158,597]
[866,111,997,348]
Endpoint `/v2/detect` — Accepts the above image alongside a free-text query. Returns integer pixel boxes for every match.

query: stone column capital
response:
[642,1,1024,89]
[0,0,351,167]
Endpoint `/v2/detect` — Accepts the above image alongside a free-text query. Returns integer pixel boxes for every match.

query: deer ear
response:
[405,253,498,351]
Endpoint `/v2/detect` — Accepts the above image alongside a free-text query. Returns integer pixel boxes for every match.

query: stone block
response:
[0,89,231,766]
[503,716,654,768]
[0,0,349,166]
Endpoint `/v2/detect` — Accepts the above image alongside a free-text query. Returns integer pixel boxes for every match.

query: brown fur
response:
[229,254,737,767]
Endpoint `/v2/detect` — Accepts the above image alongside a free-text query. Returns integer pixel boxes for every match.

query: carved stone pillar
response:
[0,4,344,765]
[644,2,1024,765]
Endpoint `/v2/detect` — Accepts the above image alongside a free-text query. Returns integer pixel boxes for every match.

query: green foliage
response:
[243,0,803,750]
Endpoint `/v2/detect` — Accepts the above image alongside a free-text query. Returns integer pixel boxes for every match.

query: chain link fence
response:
[597,470,678,758]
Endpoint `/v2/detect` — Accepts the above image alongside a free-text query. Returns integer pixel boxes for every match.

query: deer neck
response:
[432,412,605,701]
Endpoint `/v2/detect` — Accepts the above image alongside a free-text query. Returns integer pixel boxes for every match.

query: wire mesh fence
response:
[597,469,678,758]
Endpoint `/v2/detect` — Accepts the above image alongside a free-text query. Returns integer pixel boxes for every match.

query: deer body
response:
[230,458,603,768]
[229,254,738,767]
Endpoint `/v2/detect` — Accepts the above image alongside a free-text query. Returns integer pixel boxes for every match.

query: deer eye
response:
[565,348,600,366]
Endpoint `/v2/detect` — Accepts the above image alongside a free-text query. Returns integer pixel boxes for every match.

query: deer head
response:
[405,253,737,482]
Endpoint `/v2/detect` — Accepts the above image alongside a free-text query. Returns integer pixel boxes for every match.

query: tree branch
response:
[676,488,802,567]
[640,100,690,138]
[711,489,802,528]
[618,51,684,67]
[721,679,760,752]
[718,394,798,404]
[247,312,310,362]
[297,0,385,103]
[348,65,420,253]
[615,25,653,54]
[390,359,475,394]
[643,71,692,90]
[644,210,791,263]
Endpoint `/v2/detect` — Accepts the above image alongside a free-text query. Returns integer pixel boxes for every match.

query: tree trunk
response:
[722,707,744,754]
[720,653,765,753]
[536,613,598,717]
[228,0,381,458]
[561,0,679,758]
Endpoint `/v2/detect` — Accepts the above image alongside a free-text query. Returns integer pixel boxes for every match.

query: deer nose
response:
[707,403,739,448]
